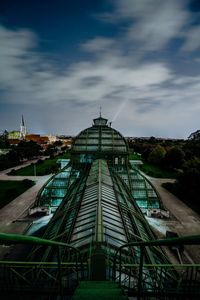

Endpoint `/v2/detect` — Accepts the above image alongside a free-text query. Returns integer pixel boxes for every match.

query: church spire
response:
[20,114,27,139]
[22,114,25,126]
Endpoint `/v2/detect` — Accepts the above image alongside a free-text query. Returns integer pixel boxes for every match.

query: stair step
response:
[77,281,119,289]
[72,281,128,300]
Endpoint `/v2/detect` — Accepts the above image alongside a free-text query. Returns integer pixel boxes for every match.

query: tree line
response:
[128,133,200,214]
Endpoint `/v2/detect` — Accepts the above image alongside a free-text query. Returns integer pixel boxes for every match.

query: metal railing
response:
[113,234,200,299]
[1,233,200,299]
[0,233,85,298]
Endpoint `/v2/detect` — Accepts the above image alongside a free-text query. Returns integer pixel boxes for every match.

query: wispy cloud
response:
[99,0,189,50]
[181,26,200,51]
[81,37,115,52]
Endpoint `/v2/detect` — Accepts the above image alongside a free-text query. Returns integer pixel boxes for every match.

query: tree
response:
[148,145,166,165]
[44,144,57,156]
[0,149,20,171]
[163,147,185,169]
[188,130,200,140]
[0,130,9,148]
[149,136,157,144]
[163,157,200,214]
[177,158,200,206]
[53,140,62,147]
[17,140,42,159]
[184,130,200,158]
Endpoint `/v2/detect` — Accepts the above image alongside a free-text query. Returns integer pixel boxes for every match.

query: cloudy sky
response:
[0,0,200,138]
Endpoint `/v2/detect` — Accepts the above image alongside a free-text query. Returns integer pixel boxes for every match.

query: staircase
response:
[72,281,128,300]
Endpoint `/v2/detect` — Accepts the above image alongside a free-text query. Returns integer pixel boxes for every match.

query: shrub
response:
[5,188,16,198]
[22,179,34,188]
[8,169,16,175]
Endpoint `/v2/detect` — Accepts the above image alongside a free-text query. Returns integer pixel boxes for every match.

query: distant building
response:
[20,115,27,140]
[57,135,73,148]
[7,116,72,149]
[8,131,20,139]
[48,135,57,143]
[26,134,49,143]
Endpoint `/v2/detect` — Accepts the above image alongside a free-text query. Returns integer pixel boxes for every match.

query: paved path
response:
[0,169,51,259]
[0,157,51,230]
[0,175,51,233]
[0,173,51,181]
[148,177,200,263]
[0,156,49,175]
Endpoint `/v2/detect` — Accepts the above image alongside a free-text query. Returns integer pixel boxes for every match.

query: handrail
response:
[113,234,200,299]
[114,234,200,252]
[0,232,84,283]
[0,261,87,266]
[0,232,79,251]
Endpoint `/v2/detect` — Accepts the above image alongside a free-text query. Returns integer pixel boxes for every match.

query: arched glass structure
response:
[71,116,128,165]
[28,116,170,280]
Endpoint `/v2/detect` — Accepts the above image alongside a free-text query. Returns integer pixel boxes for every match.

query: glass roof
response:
[112,163,163,210]
[72,117,128,155]
[32,159,169,267]
[35,161,80,209]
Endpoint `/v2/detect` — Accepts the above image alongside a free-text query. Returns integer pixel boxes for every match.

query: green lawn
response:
[129,152,142,160]
[0,180,35,208]
[140,161,177,178]
[7,152,70,176]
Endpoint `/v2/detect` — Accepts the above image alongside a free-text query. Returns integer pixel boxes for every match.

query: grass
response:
[8,152,70,176]
[129,152,142,160]
[140,161,177,178]
[0,180,35,208]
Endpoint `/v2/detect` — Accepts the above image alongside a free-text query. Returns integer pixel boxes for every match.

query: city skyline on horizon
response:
[0,0,200,139]
[2,113,191,140]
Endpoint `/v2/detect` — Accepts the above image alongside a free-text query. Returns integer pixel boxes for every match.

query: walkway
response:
[0,161,51,259]
[0,156,48,176]
[0,175,51,233]
[148,177,200,263]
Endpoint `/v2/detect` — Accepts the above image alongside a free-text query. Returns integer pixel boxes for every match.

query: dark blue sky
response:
[0,1,115,57]
[0,0,200,138]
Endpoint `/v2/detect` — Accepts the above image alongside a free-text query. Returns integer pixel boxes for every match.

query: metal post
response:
[113,254,116,281]
[76,251,79,282]
[57,246,63,299]
[138,246,144,300]
[80,252,84,280]
[119,249,122,286]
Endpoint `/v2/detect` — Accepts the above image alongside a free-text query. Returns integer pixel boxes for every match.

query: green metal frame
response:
[1,233,200,298]
[0,232,85,298]
[113,234,200,299]
[34,161,80,209]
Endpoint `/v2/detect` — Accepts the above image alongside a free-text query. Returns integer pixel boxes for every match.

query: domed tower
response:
[71,116,129,165]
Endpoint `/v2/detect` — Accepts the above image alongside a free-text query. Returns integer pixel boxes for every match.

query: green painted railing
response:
[1,233,200,299]
[113,234,200,299]
[0,232,77,249]
[0,232,84,298]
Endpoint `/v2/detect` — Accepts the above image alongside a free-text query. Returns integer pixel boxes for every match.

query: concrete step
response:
[72,281,128,300]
